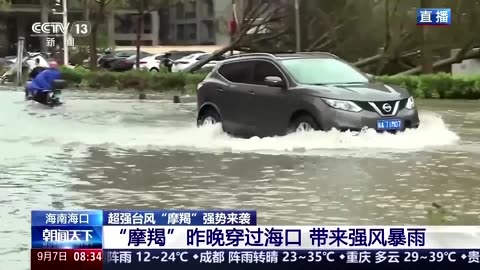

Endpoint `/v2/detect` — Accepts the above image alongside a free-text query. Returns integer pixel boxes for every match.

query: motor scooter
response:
[25,79,66,107]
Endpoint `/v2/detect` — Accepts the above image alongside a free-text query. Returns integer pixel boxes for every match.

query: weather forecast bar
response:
[102,249,480,270]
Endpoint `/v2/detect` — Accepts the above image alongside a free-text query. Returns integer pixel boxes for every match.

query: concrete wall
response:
[451,48,480,75]
[452,59,480,75]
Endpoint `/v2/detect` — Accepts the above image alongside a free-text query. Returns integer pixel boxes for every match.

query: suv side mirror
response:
[264,76,285,88]
[365,73,374,80]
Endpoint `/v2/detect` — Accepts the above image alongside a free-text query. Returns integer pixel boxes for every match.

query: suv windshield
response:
[280,58,369,85]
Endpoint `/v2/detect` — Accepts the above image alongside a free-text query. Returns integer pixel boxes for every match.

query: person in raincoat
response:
[26,61,61,104]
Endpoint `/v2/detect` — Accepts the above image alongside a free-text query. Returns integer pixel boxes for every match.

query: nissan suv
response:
[196,52,419,138]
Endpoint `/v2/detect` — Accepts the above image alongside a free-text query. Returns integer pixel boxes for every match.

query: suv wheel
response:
[288,114,319,133]
[198,109,221,126]
[150,67,159,72]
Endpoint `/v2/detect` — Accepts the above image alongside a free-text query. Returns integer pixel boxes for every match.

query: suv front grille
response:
[355,98,408,116]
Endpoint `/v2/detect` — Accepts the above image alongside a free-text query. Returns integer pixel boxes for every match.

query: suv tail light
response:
[139,61,147,64]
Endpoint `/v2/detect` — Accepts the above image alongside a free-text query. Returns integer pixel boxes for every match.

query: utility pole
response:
[294,0,301,52]
[53,0,68,65]
[62,0,68,66]
[40,0,49,54]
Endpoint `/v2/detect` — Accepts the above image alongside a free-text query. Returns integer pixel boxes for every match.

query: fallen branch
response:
[353,49,420,67]
[306,18,357,51]
[182,44,236,73]
[308,39,334,51]
[353,54,383,67]
[183,1,288,73]
[397,58,416,69]
[394,48,480,76]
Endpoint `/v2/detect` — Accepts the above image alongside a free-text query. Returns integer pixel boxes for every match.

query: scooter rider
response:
[26,61,61,105]
[29,58,47,79]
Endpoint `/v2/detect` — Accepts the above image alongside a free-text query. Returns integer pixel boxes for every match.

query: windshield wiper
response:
[332,82,365,85]
[312,82,365,86]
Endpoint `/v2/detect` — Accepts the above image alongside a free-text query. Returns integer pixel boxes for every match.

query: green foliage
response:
[116,70,151,90]
[0,0,11,7]
[376,73,480,99]
[185,73,208,86]
[86,70,118,88]
[59,66,88,85]
[150,72,187,90]
[57,68,205,92]
[55,69,480,99]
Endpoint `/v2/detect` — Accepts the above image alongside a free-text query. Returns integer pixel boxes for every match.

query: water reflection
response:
[67,147,480,226]
[0,91,479,270]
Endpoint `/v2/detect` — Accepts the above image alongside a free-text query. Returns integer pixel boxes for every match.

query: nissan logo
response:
[382,103,392,112]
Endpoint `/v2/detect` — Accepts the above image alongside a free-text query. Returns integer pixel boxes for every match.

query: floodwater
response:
[0,89,479,268]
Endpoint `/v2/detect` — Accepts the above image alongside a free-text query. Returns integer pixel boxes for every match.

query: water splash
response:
[0,91,460,157]
[144,112,459,156]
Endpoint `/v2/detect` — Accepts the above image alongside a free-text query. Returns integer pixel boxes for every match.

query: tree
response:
[40,0,49,54]
[85,0,121,69]
[0,0,10,7]
[72,0,479,75]
[134,0,146,69]
[184,0,289,73]
[131,0,167,69]
[372,0,419,74]
[324,0,420,74]
[397,0,480,75]
[420,0,433,73]
[294,0,360,52]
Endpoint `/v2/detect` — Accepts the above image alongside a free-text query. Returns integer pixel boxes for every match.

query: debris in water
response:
[173,95,181,103]
[432,202,442,209]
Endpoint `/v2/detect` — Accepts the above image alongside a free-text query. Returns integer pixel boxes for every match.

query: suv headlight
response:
[322,98,362,112]
[405,96,415,109]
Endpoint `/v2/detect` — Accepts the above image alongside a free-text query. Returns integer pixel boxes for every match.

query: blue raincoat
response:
[26,68,61,95]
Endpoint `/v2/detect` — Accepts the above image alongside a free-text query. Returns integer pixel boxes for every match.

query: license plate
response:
[377,119,403,130]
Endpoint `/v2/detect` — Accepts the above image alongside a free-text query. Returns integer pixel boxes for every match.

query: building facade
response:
[0,0,233,55]
[113,0,232,46]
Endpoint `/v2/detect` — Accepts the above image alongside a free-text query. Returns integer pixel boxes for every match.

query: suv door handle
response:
[217,88,224,92]
[248,90,255,95]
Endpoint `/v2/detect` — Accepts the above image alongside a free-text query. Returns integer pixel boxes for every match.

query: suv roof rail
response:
[295,51,339,58]
[226,53,276,59]
[225,51,338,59]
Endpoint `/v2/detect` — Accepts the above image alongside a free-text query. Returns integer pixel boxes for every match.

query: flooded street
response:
[0,90,479,269]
